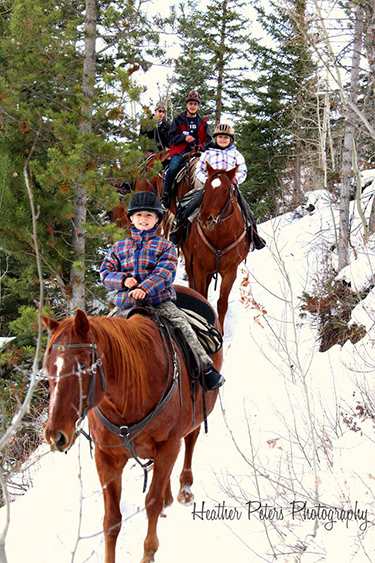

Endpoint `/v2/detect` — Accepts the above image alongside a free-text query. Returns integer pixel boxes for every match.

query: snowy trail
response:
[2,181,375,562]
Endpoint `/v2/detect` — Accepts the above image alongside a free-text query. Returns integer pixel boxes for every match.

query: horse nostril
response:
[56,431,67,450]
[208,215,213,223]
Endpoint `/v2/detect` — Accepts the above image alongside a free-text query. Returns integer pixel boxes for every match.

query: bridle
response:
[49,333,106,431]
[200,178,236,226]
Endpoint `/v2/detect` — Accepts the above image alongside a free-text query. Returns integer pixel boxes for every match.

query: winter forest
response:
[1,0,375,562]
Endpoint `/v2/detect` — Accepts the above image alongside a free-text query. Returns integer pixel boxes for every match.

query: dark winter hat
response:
[213,123,235,141]
[127,191,163,223]
[185,90,201,104]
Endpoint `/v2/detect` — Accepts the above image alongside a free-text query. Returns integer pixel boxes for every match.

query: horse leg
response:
[177,426,200,505]
[141,440,181,563]
[163,478,174,508]
[217,269,237,332]
[189,262,209,298]
[95,449,128,563]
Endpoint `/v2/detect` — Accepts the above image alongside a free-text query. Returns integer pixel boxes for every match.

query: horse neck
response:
[92,317,158,420]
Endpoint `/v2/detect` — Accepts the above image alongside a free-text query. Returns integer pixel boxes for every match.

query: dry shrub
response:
[301,276,368,352]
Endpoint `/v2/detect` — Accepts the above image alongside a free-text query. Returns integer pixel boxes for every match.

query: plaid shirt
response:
[100,226,178,308]
[195,145,247,185]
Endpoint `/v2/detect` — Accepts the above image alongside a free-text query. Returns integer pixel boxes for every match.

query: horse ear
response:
[227,165,239,183]
[41,315,59,334]
[206,161,215,177]
[74,309,90,337]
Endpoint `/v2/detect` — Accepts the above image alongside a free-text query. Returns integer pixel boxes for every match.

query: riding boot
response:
[161,189,172,210]
[203,366,225,390]
[169,224,184,245]
[236,192,266,250]
[247,224,266,250]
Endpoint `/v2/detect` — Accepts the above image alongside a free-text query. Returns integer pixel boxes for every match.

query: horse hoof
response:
[177,486,194,505]
[164,495,174,508]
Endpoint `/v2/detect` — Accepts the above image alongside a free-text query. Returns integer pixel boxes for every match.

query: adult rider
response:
[161,90,212,209]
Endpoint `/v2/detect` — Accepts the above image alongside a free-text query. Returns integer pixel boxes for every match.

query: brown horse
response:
[180,162,250,331]
[42,285,222,563]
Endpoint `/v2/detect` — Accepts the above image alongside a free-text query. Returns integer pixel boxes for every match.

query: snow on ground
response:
[1,177,375,562]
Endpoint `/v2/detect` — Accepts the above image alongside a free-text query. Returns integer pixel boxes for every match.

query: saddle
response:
[117,292,222,352]
[174,156,200,188]
[174,289,222,354]
[115,291,222,381]
[169,189,204,245]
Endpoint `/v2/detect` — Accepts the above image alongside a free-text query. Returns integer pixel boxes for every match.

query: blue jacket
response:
[100,226,178,308]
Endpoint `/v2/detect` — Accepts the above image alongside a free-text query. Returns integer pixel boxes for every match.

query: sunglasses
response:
[156,109,166,113]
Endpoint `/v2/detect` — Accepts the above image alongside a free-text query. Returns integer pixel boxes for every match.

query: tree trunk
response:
[364,2,375,231]
[215,0,228,124]
[70,0,97,313]
[338,2,364,271]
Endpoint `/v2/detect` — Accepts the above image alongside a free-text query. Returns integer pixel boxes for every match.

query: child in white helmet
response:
[170,123,266,250]
[195,123,247,186]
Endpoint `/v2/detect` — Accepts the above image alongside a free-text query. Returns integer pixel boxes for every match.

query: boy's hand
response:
[124,277,138,289]
[129,288,146,300]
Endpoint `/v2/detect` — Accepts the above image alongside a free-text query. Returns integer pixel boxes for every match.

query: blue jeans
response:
[162,151,187,198]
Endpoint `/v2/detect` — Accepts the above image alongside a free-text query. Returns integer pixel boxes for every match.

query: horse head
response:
[42,309,106,453]
[199,162,239,230]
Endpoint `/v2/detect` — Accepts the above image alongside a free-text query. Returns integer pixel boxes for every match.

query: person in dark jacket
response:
[161,90,212,209]
[100,191,224,391]
[139,101,170,153]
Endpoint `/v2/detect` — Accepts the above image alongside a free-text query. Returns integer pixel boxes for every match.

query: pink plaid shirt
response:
[195,145,247,186]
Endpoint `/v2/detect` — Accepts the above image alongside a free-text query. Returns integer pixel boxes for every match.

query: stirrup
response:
[203,367,225,390]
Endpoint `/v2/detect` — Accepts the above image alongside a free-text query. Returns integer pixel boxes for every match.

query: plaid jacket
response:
[100,226,178,308]
[195,144,247,186]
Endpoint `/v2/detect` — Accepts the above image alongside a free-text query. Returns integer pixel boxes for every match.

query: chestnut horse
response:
[42,285,222,563]
[180,162,250,331]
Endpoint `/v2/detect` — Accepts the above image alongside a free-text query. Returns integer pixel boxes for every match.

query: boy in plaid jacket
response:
[100,191,224,390]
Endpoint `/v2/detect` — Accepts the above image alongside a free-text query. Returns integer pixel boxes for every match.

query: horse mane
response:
[48,314,154,415]
[91,315,153,414]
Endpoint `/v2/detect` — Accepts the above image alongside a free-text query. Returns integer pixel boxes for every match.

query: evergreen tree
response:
[169,0,253,121]
[237,0,319,217]
[0,0,164,322]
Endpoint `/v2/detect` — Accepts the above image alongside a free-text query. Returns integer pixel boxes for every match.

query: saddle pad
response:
[174,188,204,225]
[175,291,223,354]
